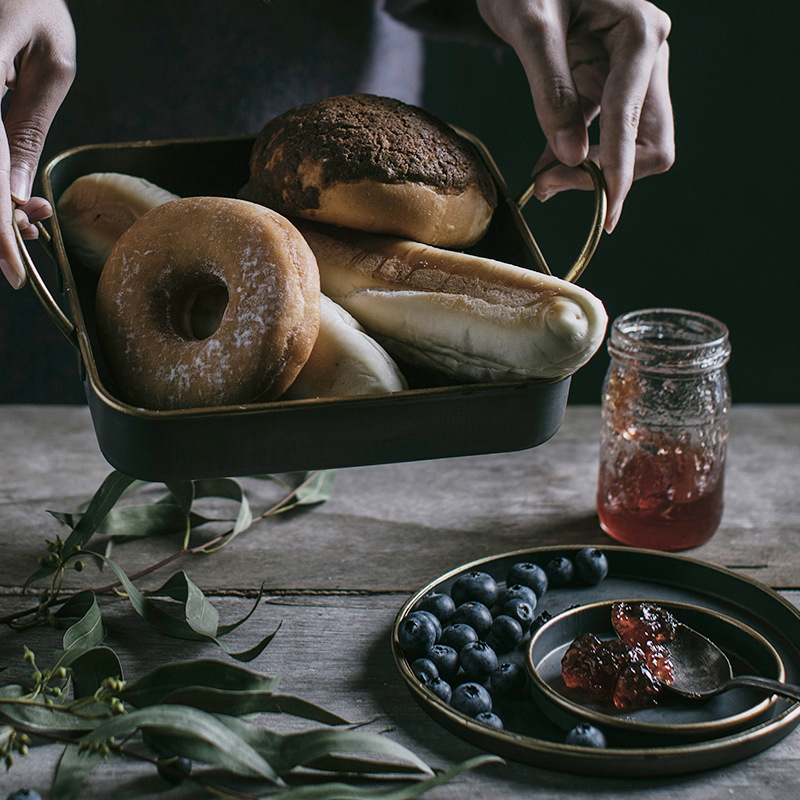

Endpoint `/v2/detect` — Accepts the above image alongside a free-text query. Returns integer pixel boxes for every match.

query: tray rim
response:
[390,544,800,778]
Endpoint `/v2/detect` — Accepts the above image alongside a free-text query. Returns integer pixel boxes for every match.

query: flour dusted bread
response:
[239,94,497,248]
[57,172,179,273]
[95,197,320,410]
[297,222,608,382]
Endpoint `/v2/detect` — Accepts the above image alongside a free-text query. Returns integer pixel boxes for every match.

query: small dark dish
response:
[525,599,785,744]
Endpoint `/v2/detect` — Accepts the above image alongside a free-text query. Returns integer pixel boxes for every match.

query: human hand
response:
[1,0,75,288]
[475,0,674,232]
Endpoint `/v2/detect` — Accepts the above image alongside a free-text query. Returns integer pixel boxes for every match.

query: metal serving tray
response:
[22,131,606,482]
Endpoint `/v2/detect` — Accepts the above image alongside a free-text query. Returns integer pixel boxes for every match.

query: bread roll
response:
[283,294,407,399]
[56,172,179,273]
[296,222,608,382]
[239,94,497,248]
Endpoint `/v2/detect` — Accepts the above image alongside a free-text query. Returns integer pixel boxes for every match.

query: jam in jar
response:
[597,309,731,550]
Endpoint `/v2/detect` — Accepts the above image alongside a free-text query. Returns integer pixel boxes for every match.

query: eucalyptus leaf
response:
[0,685,109,733]
[83,704,284,784]
[219,717,432,777]
[120,658,282,708]
[79,556,274,660]
[54,591,105,664]
[68,647,123,699]
[52,743,105,800]
[253,755,500,799]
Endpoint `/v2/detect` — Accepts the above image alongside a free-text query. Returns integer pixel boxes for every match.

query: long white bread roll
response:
[56,172,180,273]
[297,222,608,382]
[284,294,407,399]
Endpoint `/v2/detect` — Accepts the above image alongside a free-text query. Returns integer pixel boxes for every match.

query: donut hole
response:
[166,276,229,341]
[187,283,229,340]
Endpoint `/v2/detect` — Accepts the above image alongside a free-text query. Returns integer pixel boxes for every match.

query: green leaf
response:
[220,718,433,777]
[149,571,220,639]
[120,658,281,708]
[68,647,123,699]
[59,472,139,558]
[83,704,284,784]
[254,755,501,799]
[54,591,105,665]
[294,470,336,506]
[0,685,110,733]
[52,744,104,800]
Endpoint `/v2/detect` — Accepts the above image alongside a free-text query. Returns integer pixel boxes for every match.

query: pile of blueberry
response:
[397,547,609,746]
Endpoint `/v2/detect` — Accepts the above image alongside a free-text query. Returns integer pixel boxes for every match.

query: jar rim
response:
[608,308,731,373]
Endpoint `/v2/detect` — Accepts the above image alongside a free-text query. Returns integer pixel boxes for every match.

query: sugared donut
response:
[95,197,320,410]
[238,94,498,248]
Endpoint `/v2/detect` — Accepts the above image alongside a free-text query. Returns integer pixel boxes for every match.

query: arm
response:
[0,0,75,288]
[475,0,674,231]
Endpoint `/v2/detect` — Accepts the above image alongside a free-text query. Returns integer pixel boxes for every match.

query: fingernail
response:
[9,167,32,204]
[1,257,26,290]
[554,131,587,167]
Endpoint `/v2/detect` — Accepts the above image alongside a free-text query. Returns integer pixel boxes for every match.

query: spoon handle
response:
[724,676,800,702]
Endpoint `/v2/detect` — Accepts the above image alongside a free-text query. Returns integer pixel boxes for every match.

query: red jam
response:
[561,602,676,710]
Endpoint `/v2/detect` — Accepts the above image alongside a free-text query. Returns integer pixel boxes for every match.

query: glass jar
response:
[596,309,731,551]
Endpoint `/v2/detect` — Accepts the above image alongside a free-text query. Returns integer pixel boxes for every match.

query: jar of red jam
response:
[597,309,731,551]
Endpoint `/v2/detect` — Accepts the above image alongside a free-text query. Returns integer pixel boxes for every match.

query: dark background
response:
[6,1,796,406]
[422,0,798,404]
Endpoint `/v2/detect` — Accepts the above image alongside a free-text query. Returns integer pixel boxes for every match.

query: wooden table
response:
[1,404,798,798]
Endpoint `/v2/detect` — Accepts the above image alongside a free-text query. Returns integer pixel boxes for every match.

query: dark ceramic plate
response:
[390,545,800,777]
[526,599,785,743]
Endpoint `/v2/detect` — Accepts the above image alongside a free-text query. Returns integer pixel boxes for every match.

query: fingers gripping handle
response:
[516,159,608,284]
[13,215,77,346]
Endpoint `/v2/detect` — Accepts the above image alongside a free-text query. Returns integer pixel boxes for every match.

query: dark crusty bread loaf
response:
[239,94,497,248]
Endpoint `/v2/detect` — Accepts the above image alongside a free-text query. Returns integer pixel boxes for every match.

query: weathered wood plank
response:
[2,593,799,799]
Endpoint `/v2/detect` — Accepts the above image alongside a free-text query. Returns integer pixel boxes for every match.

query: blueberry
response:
[545,556,575,588]
[157,756,193,784]
[500,583,538,608]
[6,791,44,800]
[502,597,536,631]
[416,590,456,623]
[574,547,609,585]
[530,609,554,633]
[425,676,453,703]
[450,570,498,607]
[565,722,607,748]
[410,657,439,684]
[450,681,493,717]
[398,612,438,655]
[426,643,459,681]
[506,562,548,598]
[475,711,504,730]
[459,640,498,682]
[450,601,493,638]
[409,609,442,642]
[490,661,527,698]
[487,614,523,653]
[440,622,479,653]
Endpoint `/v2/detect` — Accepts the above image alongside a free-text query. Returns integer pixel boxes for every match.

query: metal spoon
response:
[663,623,800,702]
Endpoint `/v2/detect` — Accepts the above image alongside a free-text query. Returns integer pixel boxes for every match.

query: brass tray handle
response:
[515,159,608,284]
[13,216,78,346]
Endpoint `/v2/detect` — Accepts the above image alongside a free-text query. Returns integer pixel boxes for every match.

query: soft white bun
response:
[57,172,179,273]
[284,294,407,399]
[297,222,608,382]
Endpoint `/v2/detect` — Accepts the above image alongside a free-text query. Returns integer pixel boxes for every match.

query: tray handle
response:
[515,159,608,284]
[14,216,78,347]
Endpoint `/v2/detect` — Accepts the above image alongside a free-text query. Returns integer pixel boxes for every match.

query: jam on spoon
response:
[561,601,677,711]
